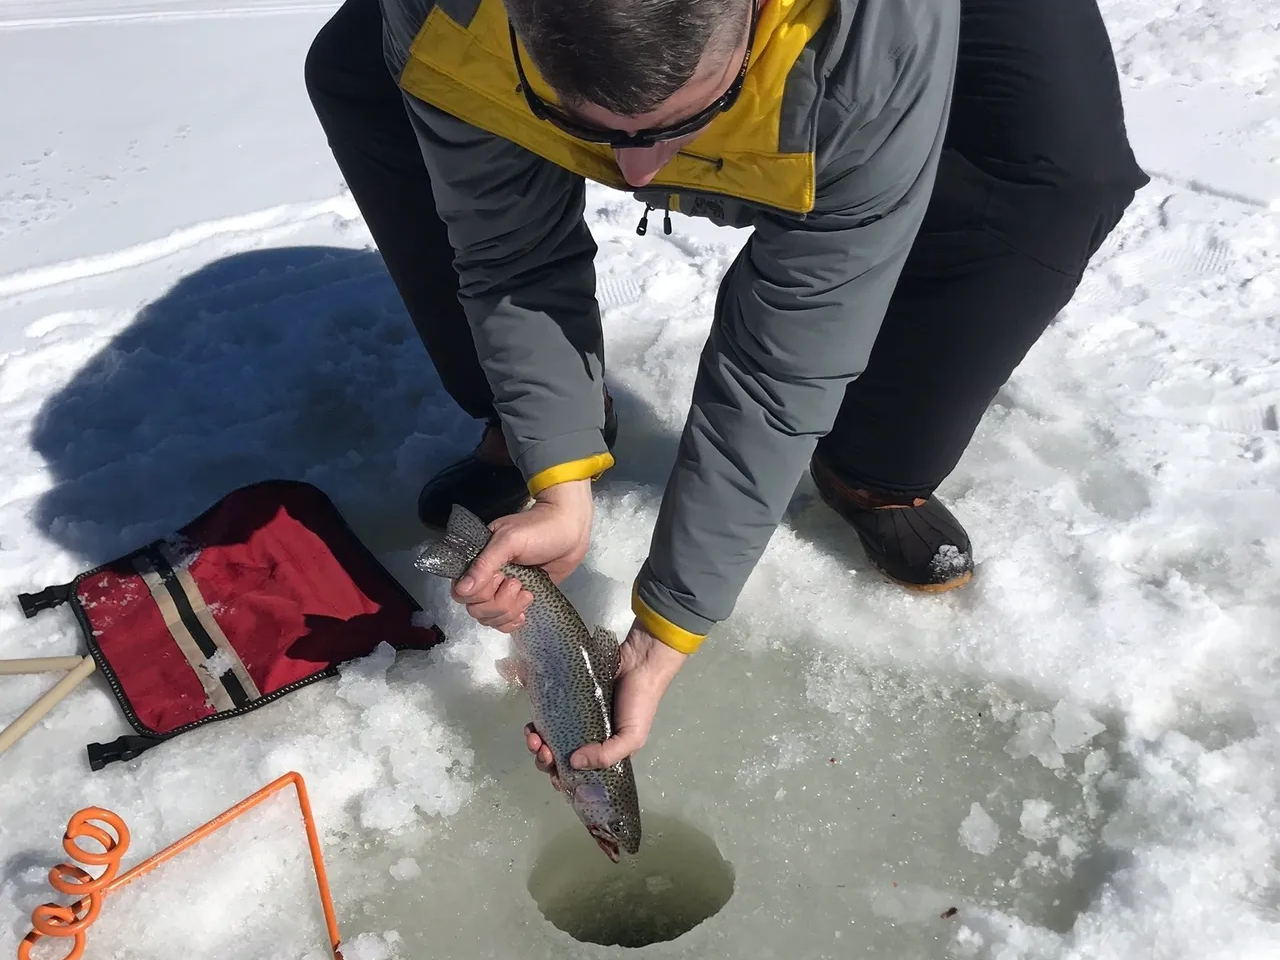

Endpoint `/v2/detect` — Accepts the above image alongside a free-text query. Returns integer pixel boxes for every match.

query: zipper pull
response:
[636,203,652,236]
[663,208,672,235]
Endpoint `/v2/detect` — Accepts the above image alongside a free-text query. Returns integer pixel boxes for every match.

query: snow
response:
[1,1,1278,958]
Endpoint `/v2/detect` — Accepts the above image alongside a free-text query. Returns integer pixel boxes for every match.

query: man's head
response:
[506,0,758,187]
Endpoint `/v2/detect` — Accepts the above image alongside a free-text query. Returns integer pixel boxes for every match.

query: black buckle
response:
[17,583,73,618]
[87,734,164,771]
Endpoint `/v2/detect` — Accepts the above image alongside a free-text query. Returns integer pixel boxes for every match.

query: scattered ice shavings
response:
[340,931,400,960]
[960,802,1001,856]
[930,543,971,579]
[161,532,201,568]
[199,649,235,679]
[1019,799,1060,843]
[336,641,398,709]
[361,789,417,832]
[1021,851,1056,877]
[1083,749,1110,779]
[334,642,475,830]
[951,923,986,957]
[1057,834,1083,862]
[981,684,1022,724]
[410,610,434,629]
[389,858,421,881]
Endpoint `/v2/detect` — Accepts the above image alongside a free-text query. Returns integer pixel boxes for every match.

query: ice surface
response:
[1,1,1279,959]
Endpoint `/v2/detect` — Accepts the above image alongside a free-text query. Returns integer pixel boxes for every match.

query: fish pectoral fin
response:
[573,782,610,805]
[495,656,527,688]
[589,626,621,683]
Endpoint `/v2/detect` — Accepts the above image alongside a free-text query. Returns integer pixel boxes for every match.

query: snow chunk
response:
[1050,700,1107,754]
[334,642,475,829]
[930,543,971,579]
[1019,799,1059,843]
[199,649,235,679]
[389,858,421,882]
[960,803,1001,856]
[1005,710,1064,769]
[341,932,400,960]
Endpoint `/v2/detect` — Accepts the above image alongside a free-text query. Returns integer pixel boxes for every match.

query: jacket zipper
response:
[632,149,809,234]
[678,150,724,170]
[635,150,725,235]
[635,202,673,237]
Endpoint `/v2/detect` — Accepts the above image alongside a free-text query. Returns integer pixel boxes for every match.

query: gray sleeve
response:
[400,94,613,493]
[631,41,957,652]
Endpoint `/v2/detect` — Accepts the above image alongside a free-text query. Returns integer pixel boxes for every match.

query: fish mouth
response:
[587,824,621,863]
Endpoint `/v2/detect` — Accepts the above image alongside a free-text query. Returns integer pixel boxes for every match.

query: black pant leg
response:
[304,0,494,420]
[816,0,1150,499]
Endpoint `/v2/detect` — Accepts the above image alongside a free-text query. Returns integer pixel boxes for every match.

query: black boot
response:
[417,391,619,530]
[809,452,974,591]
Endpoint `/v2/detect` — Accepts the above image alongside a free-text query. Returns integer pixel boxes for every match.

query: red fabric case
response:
[17,480,445,770]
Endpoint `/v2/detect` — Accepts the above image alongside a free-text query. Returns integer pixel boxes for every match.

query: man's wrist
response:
[535,477,592,509]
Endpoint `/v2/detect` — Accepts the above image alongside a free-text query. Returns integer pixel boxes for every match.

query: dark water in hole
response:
[527,812,736,948]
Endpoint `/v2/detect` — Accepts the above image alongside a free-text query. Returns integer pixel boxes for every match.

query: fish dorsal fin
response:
[588,626,621,687]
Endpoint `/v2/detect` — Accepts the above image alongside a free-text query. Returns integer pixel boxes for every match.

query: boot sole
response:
[878,567,974,593]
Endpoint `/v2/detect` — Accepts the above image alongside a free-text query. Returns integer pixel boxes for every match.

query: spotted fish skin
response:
[414,503,641,860]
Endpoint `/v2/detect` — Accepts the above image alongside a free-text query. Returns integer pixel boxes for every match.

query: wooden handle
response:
[0,656,97,754]
[0,656,89,676]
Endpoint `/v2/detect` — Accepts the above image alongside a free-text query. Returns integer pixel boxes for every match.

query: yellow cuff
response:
[631,584,707,654]
[526,452,615,496]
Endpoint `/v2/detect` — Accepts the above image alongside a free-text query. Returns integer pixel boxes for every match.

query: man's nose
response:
[614,147,669,188]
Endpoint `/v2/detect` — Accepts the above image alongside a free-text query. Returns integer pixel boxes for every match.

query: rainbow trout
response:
[414,503,642,861]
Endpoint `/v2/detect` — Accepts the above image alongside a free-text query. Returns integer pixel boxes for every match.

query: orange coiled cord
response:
[17,772,342,960]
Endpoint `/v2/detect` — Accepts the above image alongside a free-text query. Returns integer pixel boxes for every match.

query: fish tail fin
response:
[414,504,494,580]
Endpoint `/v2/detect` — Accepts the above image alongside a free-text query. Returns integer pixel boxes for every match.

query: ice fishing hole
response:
[527,812,735,948]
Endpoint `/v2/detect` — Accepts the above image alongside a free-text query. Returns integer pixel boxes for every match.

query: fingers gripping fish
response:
[415,504,642,861]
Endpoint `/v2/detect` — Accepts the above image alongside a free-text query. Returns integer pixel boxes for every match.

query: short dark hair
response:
[506,0,752,116]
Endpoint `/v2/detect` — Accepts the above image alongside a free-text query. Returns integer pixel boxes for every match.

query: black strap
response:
[17,582,73,618]
[143,546,252,709]
[87,734,166,771]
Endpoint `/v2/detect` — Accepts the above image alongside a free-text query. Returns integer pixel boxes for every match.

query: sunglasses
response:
[509,1,757,149]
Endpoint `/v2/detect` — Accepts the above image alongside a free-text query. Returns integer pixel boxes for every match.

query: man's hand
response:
[525,620,687,787]
[452,478,592,633]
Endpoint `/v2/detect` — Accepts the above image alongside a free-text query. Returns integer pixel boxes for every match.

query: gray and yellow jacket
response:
[379,0,960,653]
